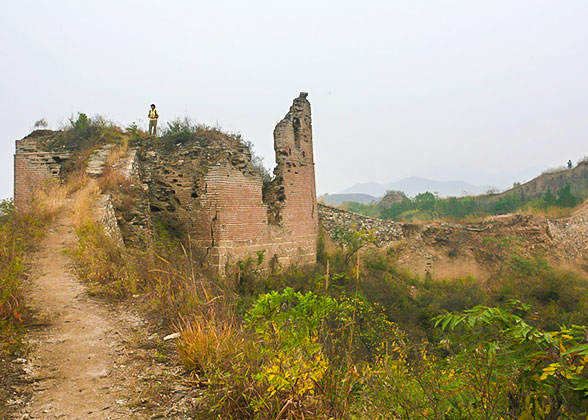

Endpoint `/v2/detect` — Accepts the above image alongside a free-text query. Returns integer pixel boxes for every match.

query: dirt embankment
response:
[319,204,588,280]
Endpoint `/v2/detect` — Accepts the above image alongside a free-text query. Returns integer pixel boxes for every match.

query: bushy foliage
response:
[358,302,588,419]
[348,185,580,222]
[178,288,400,419]
[160,117,201,147]
[493,193,521,214]
[48,113,123,151]
[70,221,212,324]
[555,184,578,207]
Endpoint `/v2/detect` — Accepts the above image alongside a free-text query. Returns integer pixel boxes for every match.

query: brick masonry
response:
[134,93,319,273]
[13,133,72,211]
[191,93,317,272]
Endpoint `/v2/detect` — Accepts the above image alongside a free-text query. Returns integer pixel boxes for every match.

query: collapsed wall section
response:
[138,93,318,273]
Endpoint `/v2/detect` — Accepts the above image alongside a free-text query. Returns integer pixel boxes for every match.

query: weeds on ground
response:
[69,220,217,325]
[68,203,588,419]
[0,200,29,356]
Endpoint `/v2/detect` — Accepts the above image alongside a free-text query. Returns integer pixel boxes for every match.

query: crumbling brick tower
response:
[201,92,319,272]
[12,93,319,274]
[270,92,318,253]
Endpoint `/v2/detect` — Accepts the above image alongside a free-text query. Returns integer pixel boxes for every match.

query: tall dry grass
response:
[96,168,131,192]
[71,177,101,230]
[177,316,246,376]
[521,205,573,219]
[105,138,129,168]
[28,179,69,222]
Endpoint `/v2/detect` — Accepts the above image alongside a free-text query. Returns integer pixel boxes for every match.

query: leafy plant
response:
[433,302,588,419]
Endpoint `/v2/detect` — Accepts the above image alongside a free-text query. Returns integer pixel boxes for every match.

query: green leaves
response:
[431,302,588,418]
[562,343,588,356]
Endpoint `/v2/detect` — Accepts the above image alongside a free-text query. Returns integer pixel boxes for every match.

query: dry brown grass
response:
[98,139,134,192]
[28,179,69,222]
[105,139,129,168]
[177,316,246,375]
[64,140,131,229]
[96,168,131,192]
[71,178,101,230]
[26,169,94,224]
[522,205,573,219]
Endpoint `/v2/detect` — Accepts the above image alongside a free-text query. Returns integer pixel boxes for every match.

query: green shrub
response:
[48,113,119,151]
[178,288,401,419]
[493,193,522,214]
[556,184,578,207]
[359,302,588,419]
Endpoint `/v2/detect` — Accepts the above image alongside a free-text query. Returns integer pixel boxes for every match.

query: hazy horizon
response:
[2,1,588,199]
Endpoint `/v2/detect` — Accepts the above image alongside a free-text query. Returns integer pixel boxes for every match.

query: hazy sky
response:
[2,0,588,199]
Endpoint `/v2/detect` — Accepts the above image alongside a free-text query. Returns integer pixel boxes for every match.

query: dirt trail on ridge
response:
[15,199,185,420]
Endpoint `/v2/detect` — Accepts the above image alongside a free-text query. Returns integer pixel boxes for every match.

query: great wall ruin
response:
[13,93,588,280]
[14,93,318,274]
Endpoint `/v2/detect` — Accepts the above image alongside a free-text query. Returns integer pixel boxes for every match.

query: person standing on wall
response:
[148,104,159,136]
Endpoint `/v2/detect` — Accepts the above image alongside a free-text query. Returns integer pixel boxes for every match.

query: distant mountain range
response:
[342,176,496,198]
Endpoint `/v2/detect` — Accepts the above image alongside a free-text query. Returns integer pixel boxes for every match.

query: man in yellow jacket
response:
[148,104,159,136]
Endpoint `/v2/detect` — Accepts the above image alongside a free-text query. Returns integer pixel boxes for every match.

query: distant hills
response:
[320,193,378,206]
[322,162,588,211]
[342,176,495,198]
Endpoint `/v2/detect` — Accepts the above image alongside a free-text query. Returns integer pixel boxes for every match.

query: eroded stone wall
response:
[318,202,588,279]
[14,132,72,211]
[135,93,319,273]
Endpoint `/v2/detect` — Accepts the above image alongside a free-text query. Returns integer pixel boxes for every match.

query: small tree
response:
[32,118,48,130]
[555,184,577,208]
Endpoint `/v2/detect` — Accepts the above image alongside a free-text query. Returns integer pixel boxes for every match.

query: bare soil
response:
[10,200,200,419]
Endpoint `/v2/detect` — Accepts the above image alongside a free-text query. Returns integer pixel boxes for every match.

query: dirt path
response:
[15,200,193,420]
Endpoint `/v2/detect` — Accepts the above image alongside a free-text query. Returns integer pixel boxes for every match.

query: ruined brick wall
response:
[271,92,318,255]
[206,92,318,271]
[318,202,588,279]
[137,93,319,273]
[13,133,71,211]
[319,204,404,245]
